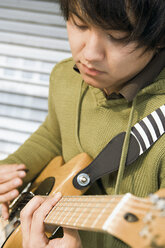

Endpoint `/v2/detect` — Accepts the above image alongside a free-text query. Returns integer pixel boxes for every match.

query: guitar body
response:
[2,153,93,248]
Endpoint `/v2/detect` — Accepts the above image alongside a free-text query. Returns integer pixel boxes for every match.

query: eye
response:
[70,15,88,31]
[107,34,125,43]
[73,20,88,31]
[74,23,88,31]
[107,31,130,44]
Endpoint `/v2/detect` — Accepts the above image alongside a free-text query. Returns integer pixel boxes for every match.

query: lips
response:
[81,63,104,76]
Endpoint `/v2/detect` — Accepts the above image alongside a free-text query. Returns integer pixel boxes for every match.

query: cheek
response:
[106,49,140,77]
[70,45,81,62]
[68,35,84,59]
[107,49,139,70]
[106,51,128,70]
[107,42,137,64]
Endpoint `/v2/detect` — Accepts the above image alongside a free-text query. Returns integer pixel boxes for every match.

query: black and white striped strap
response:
[73,104,165,190]
[131,104,165,155]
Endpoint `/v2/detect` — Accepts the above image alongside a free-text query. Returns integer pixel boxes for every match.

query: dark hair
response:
[58,0,165,51]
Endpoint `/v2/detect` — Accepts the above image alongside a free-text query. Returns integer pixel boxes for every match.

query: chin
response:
[84,79,103,89]
[82,75,103,89]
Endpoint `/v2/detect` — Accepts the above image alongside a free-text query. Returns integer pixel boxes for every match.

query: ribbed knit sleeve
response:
[0,66,62,186]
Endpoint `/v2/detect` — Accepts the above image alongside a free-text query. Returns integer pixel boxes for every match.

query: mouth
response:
[81,63,104,76]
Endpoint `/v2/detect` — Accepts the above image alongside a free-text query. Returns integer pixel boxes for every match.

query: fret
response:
[65,207,76,225]
[82,198,103,228]
[91,201,111,228]
[103,193,133,230]
[49,208,113,226]
[81,206,95,227]
[59,207,73,226]
[74,200,92,227]
[50,202,65,224]
[44,195,122,232]
[58,196,116,206]
[72,207,86,227]
[91,196,121,229]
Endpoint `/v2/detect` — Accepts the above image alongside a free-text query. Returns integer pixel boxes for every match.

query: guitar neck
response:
[44,193,156,248]
[44,194,123,233]
[44,191,165,248]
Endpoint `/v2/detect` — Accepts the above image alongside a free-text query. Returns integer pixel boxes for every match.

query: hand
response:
[0,164,27,219]
[20,193,82,248]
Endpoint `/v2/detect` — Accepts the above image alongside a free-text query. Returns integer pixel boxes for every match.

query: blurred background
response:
[0,0,71,160]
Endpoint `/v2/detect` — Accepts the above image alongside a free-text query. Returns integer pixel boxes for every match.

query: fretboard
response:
[44,195,123,233]
[44,193,152,235]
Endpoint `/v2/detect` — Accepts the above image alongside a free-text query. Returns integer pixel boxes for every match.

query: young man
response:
[0,0,165,247]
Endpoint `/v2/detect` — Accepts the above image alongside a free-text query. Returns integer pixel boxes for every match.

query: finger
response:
[63,228,82,243]
[0,177,23,194]
[1,202,9,220]
[0,170,26,184]
[0,164,26,174]
[20,195,46,247]
[51,228,82,248]
[0,189,19,203]
[30,192,62,239]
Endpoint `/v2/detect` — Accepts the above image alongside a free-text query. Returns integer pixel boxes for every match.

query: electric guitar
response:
[1,153,165,248]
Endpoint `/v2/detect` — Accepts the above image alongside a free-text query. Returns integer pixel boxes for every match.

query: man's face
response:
[67,14,155,94]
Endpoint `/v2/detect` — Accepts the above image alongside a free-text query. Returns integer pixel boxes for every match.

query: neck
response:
[44,195,122,232]
[103,86,121,96]
[43,191,165,248]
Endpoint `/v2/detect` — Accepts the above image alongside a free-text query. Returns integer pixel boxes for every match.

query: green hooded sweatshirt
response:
[0,58,165,248]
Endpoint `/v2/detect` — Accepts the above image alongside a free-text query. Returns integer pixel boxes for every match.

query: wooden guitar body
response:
[2,153,93,248]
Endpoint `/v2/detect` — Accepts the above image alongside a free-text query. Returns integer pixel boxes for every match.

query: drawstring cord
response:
[75,81,88,153]
[76,80,137,195]
[115,96,137,195]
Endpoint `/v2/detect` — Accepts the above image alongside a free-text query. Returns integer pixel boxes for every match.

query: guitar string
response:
[14,195,153,211]
[15,198,152,215]
[9,195,164,232]
[49,201,152,211]
[45,204,163,232]
[12,195,162,220]
[46,206,163,231]
[46,201,159,224]
[15,194,150,204]
[46,202,157,217]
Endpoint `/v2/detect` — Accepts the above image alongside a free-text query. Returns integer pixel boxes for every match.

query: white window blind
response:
[0,0,71,159]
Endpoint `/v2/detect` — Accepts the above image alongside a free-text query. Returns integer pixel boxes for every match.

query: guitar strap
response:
[73,104,165,190]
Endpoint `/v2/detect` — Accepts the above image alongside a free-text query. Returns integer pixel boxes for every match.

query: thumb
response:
[63,228,82,246]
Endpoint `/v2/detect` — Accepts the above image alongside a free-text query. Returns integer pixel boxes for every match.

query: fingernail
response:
[14,179,21,186]
[11,190,18,197]
[18,171,26,177]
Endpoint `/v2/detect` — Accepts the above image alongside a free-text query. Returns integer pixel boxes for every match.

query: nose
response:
[83,30,105,62]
